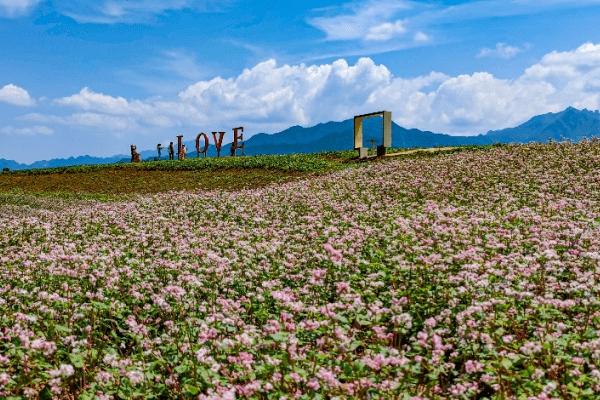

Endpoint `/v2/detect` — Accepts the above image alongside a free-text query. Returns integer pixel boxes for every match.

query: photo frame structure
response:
[354,111,392,159]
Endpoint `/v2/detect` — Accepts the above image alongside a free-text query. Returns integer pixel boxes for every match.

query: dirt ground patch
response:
[0,168,302,197]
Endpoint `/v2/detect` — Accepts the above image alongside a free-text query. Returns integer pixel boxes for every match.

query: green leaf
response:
[175,364,189,374]
[78,392,95,400]
[70,353,85,369]
[54,324,70,334]
[92,301,110,310]
[184,384,200,395]
[501,358,512,369]
[270,332,288,342]
[39,386,53,400]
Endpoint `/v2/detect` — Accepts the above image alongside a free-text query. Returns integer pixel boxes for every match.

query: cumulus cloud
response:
[0,0,39,17]
[57,87,128,112]
[178,58,394,126]
[46,43,600,136]
[55,88,184,128]
[521,43,600,111]
[478,43,526,59]
[0,84,35,106]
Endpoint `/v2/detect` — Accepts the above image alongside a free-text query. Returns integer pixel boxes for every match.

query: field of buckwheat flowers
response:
[1,142,599,399]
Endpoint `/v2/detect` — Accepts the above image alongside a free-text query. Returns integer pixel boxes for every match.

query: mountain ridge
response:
[2,107,599,170]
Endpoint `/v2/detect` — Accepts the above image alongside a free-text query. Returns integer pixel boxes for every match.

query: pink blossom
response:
[323,243,343,264]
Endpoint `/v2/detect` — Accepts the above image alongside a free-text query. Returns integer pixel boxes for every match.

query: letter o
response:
[196,132,209,157]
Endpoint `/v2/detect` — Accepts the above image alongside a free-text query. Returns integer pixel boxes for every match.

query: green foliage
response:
[10,152,348,176]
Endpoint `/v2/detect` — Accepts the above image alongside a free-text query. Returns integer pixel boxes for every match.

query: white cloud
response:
[53,0,226,24]
[55,87,174,127]
[0,0,39,17]
[414,31,430,43]
[56,87,130,113]
[521,43,600,111]
[178,58,394,127]
[0,84,35,106]
[1,0,227,22]
[308,0,412,41]
[478,43,525,59]
[308,0,600,51]
[0,125,52,136]
[40,42,600,137]
[365,20,406,41]
[20,111,147,134]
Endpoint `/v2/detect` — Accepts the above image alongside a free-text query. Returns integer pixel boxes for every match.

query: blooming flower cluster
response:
[0,142,599,399]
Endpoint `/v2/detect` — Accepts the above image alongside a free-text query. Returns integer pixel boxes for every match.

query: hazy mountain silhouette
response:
[220,107,599,156]
[1,155,127,171]
[483,107,600,143]
[2,107,599,170]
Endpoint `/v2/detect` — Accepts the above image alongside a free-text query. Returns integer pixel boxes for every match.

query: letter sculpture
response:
[132,126,247,162]
[212,131,225,157]
[177,135,184,160]
[196,132,210,158]
[230,126,245,157]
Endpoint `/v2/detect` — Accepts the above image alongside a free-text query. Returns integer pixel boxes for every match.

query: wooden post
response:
[177,135,183,160]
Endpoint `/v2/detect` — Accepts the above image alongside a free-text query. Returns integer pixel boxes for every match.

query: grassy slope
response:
[0,147,473,203]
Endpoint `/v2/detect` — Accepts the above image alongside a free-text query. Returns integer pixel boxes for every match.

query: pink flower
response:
[164,285,186,299]
[0,372,10,386]
[307,378,320,391]
[363,354,387,371]
[311,268,327,284]
[317,368,339,388]
[424,317,437,328]
[49,364,74,378]
[95,371,113,384]
[126,370,144,385]
[323,243,343,264]
[465,360,484,374]
[336,281,350,294]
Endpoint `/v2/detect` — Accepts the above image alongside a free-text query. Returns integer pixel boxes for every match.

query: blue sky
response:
[1,0,600,163]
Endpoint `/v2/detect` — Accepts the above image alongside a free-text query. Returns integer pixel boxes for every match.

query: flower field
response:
[0,142,599,399]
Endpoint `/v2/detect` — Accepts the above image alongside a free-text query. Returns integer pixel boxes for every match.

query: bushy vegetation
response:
[6,153,351,176]
[0,142,598,399]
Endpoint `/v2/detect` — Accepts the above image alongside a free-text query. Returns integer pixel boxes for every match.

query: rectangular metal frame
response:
[354,111,392,156]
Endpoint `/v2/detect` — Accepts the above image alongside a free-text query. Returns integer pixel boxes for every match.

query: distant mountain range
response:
[2,107,599,170]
